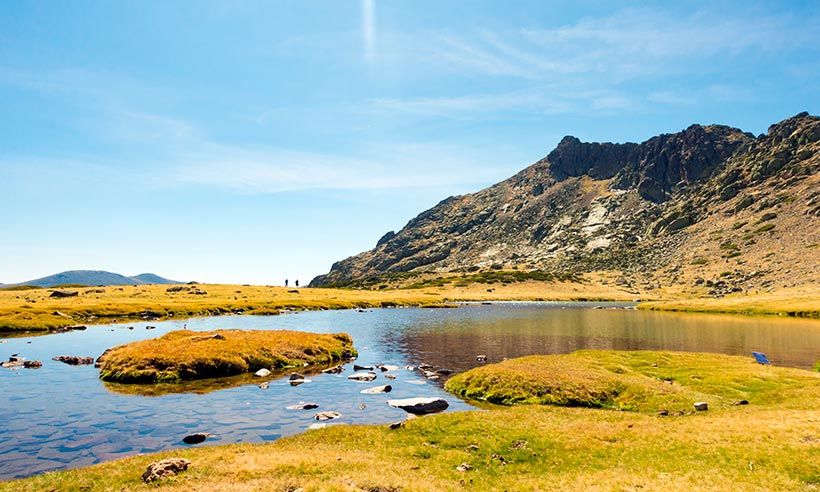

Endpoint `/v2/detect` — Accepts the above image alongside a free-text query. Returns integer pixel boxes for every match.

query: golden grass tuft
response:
[96,329,355,383]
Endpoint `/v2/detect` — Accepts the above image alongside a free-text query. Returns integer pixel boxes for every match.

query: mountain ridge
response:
[311,112,819,296]
[6,270,181,288]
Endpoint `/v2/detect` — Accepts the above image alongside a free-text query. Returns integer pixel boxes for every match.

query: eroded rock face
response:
[141,458,191,483]
[310,113,818,291]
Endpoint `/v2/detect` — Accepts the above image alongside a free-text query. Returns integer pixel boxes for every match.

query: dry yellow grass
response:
[96,329,355,383]
[0,278,643,333]
[639,285,820,317]
[4,351,818,491]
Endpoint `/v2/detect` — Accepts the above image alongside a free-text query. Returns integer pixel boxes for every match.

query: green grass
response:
[445,350,817,412]
[96,329,356,383]
[755,223,776,233]
[4,351,819,491]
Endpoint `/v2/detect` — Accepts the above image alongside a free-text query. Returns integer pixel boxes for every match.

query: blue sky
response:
[1,1,818,284]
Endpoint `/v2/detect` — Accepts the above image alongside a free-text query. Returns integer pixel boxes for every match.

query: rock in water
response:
[476,354,487,362]
[360,384,392,394]
[378,364,399,372]
[322,365,344,374]
[254,368,271,377]
[142,458,191,483]
[286,402,319,410]
[182,433,211,445]
[289,373,311,386]
[353,364,374,371]
[23,360,42,368]
[347,371,377,382]
[387,397,449,415]
[52,355,95,365]
[314,411,341,421]
[694,402,709,411]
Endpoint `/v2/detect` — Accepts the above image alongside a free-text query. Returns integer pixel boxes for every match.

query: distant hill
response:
[8,270,181,288]
[311,112,819,297]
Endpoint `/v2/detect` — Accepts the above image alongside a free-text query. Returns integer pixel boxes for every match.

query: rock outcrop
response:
[311,113,819,294]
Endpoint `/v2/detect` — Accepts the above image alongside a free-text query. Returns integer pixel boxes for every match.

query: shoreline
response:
[1,281,818,335]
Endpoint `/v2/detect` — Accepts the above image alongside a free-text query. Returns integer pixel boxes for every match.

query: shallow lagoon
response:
[1,302,818,479]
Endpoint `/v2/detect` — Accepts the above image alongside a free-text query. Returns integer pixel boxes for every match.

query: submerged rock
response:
[52,355,94,366]
[141,458,191,483]
[387,397,449,415]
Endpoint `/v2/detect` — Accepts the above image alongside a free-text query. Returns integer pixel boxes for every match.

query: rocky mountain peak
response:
[311,113,817,289]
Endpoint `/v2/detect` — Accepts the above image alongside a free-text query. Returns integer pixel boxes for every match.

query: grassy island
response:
[96,329,355,383]
[4,350,818,491]
[445,350,819,412]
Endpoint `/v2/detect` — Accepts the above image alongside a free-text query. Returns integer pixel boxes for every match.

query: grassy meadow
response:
[0,278,642,334]
[4,350,818,491]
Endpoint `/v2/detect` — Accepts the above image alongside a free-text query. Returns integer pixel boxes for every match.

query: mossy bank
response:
[96,329,355,383]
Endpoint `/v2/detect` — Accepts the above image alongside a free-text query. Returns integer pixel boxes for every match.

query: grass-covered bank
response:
[0,280,643,334]
[4,351,818,491]
[1,279,816,335]
[637,287,820,318]
[96,329,355,383]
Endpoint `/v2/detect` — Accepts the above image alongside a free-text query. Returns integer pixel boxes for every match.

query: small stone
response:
[734,399,749,406]
[694,402,709,411]
[658,409,669,416]
[387,397,449,415]
[353,364,374,371]
[456,463,472,472]
[385,374,397,380]
[254,368,271,377]
[182,433,211,445]
[23,360,42,368]
[314,411,341,421]
[322,366,344,374]
[360,384,392,394]
[347,371,377,382]
[435,369,452,376]
[307,423,327,430]
[388,422,404,430]
[476,355,487,362]
[378,364,399,372]
[286,402,319,410]
[141,458,190,483]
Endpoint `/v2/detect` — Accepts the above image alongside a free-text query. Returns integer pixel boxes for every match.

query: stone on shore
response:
[387,397,449,415]
[141,458,191,483]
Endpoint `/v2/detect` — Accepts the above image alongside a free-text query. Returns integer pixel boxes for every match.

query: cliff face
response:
[311,113,819,294]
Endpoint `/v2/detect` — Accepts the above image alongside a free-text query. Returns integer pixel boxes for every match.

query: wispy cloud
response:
[417,8,818,82]
[362,0,375,65]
